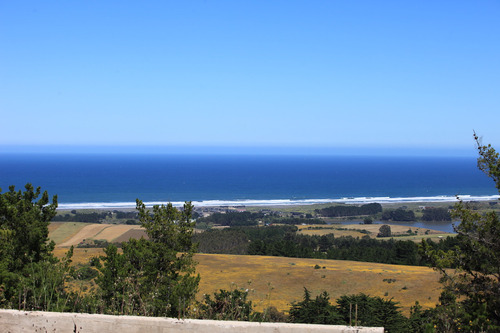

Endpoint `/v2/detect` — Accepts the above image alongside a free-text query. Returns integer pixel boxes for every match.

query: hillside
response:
[50,222,443,315]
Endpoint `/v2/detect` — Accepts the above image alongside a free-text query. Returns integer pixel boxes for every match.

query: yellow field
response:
[195,253,441,315]
[49,222,89,244]
[50,222,443,315]
[54,223,144,247]
[53,247,442,315]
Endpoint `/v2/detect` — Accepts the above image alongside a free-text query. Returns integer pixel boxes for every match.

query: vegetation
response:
[52,210,140,224]
[93,200,200,317]
[0,184,74,311]
[315,203,382,217]
[421,134,500,331]
[4,134,500,331]
[52,211,111,223]
[195,228,249,254]
[196,211,264,226]
[196,211,324,227]
[289,289,408,332]
[195,224,458,266]
[421,207,451,222]
[197,289,253,321]
[377,224,392,237]
[381,208,416,222]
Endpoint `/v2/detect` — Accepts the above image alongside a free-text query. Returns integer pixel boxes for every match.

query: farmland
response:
[50,222,443,315]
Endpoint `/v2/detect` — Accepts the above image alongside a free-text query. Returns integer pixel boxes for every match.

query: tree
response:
[0,184,73,311]
[289,289,408,331]
[197,289,253,321]
[381,208,416,222]
[96,200,200,317]
[422,133,500,331]
[421,207,451,222]
[289,288,343,325]
[363,217,373,224]
[336,294,407,332]
[377,224,392,237]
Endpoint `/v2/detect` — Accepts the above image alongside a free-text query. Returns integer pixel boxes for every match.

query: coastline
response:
[56,194,500,210]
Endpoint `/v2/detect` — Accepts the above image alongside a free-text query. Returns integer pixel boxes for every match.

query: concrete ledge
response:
[0,309,384,332]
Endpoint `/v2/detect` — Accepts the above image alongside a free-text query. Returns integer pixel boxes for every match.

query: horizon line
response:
[0,144,476,157]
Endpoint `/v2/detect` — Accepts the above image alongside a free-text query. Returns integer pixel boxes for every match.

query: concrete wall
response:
[0,310,384,333]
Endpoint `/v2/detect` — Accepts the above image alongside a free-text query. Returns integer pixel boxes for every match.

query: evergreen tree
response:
[289,288,343,325]
[197,289,253,321]
[422,133,500,331]
[97,200,200,317]
[0,184,73,311]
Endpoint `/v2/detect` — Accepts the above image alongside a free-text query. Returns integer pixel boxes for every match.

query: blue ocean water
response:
[0,154,498,209]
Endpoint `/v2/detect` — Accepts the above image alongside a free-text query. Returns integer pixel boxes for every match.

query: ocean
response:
[0,154,498,209]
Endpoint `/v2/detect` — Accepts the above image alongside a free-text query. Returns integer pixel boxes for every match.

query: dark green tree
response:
[377,224,392,237]
[0,184,73,311]
[363,217,373,224]
[422,133,500,331]
[96,200,200,317]
[336,294,407,332]
[289,288,343,325]
[421,208,451,222]
[197,289,253,321]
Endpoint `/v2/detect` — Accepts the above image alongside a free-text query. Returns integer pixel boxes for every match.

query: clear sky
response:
[1,1,499,156]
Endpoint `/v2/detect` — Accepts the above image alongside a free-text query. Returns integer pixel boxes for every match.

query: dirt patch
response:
[113,228,148,243]
[58,224,111,247]
[93,225,143,242]
[50,222,89,245]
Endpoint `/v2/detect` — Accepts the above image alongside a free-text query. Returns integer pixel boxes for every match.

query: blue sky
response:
[1,1,499,156]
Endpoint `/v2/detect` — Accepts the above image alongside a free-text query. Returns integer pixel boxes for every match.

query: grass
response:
[52,223,144,247]
[53,247,442,316]
[48,222,89,244]
[49,222,444,315]
[195,253,442,315]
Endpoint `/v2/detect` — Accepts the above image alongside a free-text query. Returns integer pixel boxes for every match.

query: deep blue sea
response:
[0,154,498,209]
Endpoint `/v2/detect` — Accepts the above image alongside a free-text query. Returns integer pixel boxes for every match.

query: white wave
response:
[56,194,500,210]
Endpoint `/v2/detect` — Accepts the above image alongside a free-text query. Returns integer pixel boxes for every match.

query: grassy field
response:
[52,248,442,315]
[54,223,145,247]
[49,222,89,244]
[194,253,441,315]
[50,222,444,315]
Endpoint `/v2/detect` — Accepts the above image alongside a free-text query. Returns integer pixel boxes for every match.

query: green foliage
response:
[200,225,447,266]
[196,211,263,226]
[289,289,407,331]
[0,184,73,311]
[197,289,253,321]
[377,224,392,237]
[406,301,435,333]
[421,208,451,222]
[381,208,416,222]
[194,228,249,254]
[421,134,500,331]
[17,248,74,312]
[336,294,408,332]
[52,211,111,223]
[315,203,382,217]
[289,288,343,325]
[0,184,57,270]
[267,216,325,225]
[96,200,200,317]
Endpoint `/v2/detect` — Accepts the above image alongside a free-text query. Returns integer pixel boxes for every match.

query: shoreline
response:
[56,194,500,210]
